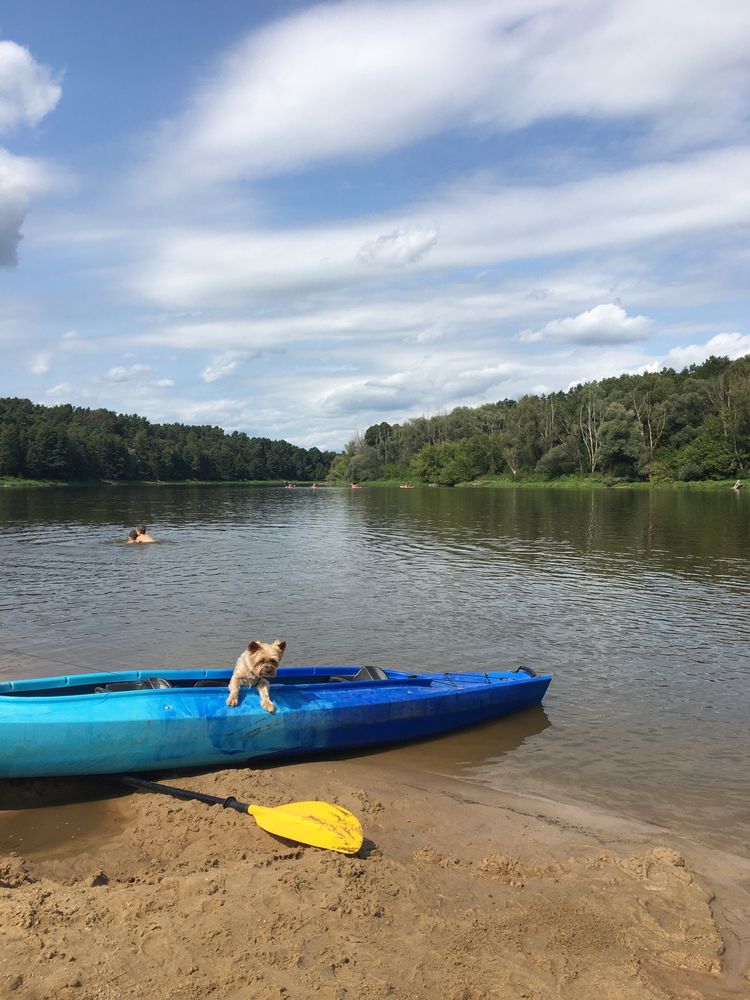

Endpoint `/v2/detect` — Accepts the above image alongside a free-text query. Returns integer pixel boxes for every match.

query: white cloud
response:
[432,147,750,270]
[103,363,152,382]
[357,225,439,268]
[0,147,55,265]
[130,147,750,309]
[322,380,405,416]
[148,0,512,188]
[151,378,175,388]
[201,352,248,382]
[0,41,61,264]
[0,41,61,133]
[414,326,444,344]
[519,303,653,345]
[145,0,750,191]
[129,279,595,357]
[28,350,51,374]
[59,330,99,353]
[319,352,526,420]
[663,332,750,369]
[46,382,72,397]
[491,0,750,147]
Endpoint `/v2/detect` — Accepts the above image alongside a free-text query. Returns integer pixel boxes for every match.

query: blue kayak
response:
[0,664,551,778]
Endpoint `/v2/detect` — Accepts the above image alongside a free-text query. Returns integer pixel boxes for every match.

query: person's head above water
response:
[133,523,156,543]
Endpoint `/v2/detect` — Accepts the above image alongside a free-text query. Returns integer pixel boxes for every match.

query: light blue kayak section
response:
[0,665,551,778]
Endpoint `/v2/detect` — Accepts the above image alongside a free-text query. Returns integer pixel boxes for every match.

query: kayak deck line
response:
[0,665,539,699]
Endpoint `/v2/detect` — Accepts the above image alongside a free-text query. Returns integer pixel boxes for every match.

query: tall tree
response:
[578,386,605,474]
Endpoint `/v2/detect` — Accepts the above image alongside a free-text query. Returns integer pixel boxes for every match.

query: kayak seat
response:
[513,666,538,677]
[194,679,227,688]
[331,665,388,683]
[94,677,172,693]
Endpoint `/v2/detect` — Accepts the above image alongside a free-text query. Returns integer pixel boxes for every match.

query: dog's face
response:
[246,639,286,678]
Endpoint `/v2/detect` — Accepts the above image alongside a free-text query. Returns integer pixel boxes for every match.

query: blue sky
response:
[1,0,749,449]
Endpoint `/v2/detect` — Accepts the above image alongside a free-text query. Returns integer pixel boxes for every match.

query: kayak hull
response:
[0,666,551,778]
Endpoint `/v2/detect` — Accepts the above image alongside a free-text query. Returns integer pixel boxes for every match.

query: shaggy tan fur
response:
[226,640,286,712]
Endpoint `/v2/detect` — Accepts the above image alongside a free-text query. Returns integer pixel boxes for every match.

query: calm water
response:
[1,485,749,856]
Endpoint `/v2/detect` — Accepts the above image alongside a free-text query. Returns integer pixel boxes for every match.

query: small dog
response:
[227,640,286,712]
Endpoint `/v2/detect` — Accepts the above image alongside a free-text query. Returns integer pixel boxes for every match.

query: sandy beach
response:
[1,753,749,1000]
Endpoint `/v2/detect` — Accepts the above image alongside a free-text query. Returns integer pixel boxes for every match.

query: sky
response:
[1,0,750,450]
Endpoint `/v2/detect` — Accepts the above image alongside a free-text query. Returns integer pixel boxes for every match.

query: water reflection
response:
[0,779,129,859]
[350,704,552,776]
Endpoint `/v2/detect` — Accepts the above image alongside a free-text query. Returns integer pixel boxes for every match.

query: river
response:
[1,484,748,856]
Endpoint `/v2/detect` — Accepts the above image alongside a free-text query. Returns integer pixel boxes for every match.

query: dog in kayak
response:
[227,640,286,712]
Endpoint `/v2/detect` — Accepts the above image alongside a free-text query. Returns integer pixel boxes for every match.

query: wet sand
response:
[1,754,749,1000]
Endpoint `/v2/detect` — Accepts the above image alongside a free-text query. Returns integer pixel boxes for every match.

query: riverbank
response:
[4,474,746,491]
[1,755,748,1000]
[338,474,747,490]
[0,477,313,489]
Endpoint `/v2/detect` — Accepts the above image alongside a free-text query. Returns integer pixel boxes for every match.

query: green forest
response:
[1,353,749,486]
[332,354,750,485]
[0,398,335,483]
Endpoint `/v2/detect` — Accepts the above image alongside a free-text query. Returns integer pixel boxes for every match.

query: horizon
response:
[1,1,750,450]
[2,349,745,454]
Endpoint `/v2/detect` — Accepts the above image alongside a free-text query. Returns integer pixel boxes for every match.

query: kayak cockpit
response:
[0,665,414,698]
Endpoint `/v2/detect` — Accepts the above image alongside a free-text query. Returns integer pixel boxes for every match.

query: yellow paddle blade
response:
[247,800,363,855]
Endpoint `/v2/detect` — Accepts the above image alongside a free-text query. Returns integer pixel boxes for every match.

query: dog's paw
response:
[226,695,239,707]
[261,701,276,714]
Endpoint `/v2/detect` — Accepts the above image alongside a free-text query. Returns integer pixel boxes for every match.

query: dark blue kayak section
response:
[0,665,551,778]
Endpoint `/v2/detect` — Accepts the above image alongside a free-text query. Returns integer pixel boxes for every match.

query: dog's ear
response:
[276,640,287,653]
[248,641,261,653]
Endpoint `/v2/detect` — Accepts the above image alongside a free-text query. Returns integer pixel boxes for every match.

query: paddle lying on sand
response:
[120,776,364,855]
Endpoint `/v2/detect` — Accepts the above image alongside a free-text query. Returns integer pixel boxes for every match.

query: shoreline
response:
[1,753,748,999]
[2,475,747,491]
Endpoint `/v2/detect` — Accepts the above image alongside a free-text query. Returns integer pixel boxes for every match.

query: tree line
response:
[3,354,748,486]
[330,354,750,485]
[0,399,335,482]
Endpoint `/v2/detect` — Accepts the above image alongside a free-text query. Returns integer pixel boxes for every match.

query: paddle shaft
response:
[121,775,248,814]
[120,775,364,854]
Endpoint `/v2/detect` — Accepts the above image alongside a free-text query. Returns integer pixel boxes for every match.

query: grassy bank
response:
[0,476,68,488]
[3,474,746,491]
[330,474,747,490]
[468,474,747,490]
[0,477,320,489]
